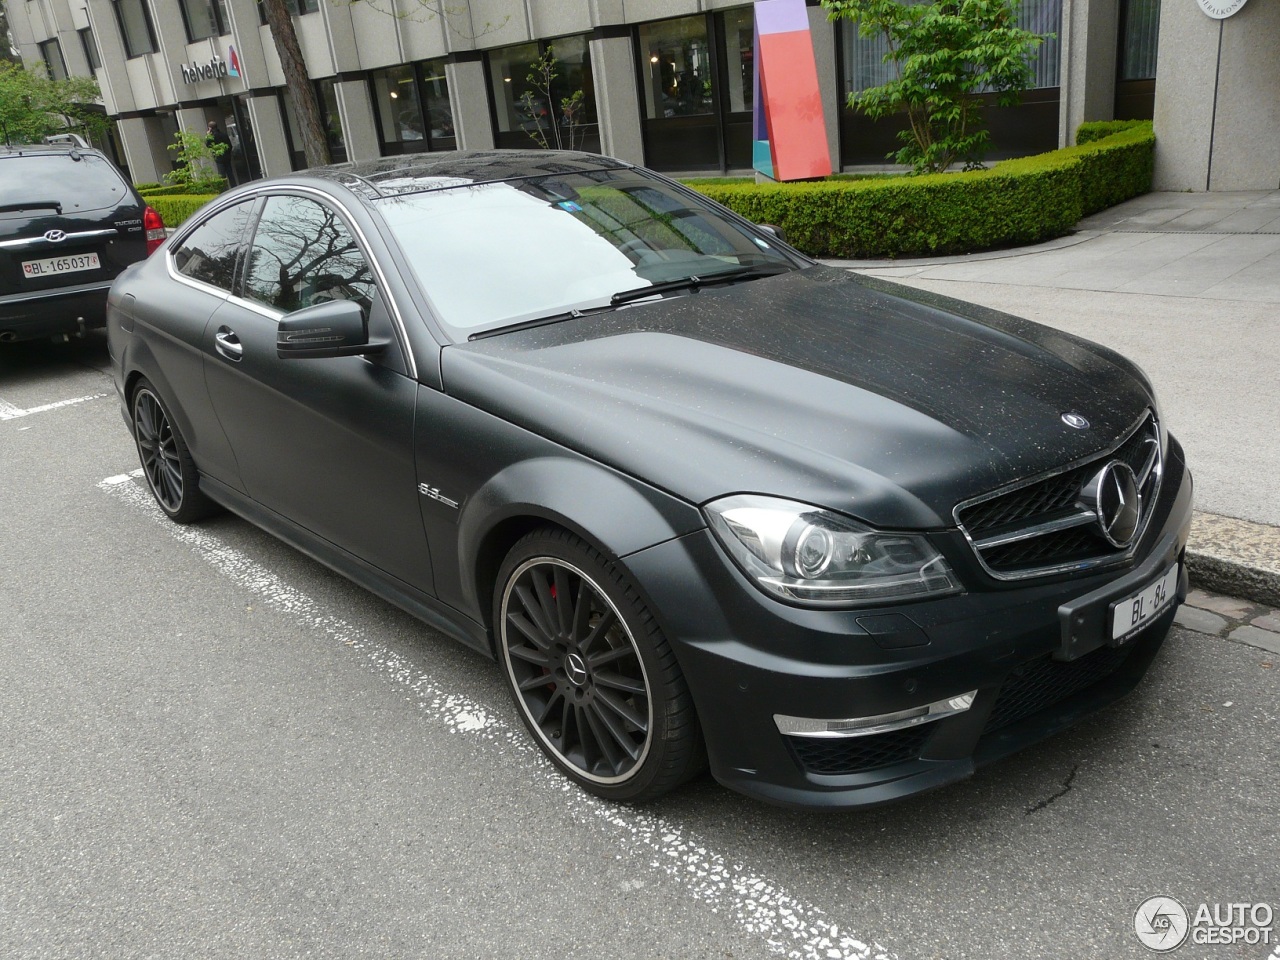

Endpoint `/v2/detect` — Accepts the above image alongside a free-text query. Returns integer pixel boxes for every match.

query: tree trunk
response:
[260,0,330,167]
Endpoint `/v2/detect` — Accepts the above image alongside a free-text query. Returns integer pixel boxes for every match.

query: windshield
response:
[375,168,798,336]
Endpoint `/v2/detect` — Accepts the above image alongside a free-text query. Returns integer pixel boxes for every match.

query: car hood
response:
[441,267,1155,528]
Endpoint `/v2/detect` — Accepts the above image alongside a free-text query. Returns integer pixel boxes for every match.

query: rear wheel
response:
[131,379,217,523]
[494,528,704,801]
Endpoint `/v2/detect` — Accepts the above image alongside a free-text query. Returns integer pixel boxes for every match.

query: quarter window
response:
[172,200,257,291]
[242,196,375,313]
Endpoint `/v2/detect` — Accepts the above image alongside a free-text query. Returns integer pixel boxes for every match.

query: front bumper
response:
[624,435,1193,809]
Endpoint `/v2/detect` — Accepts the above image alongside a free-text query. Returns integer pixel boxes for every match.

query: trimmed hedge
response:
[1077,119,1150,145]
[138,184,202,198]
[685,121,1155,259]
[146,194,219,227]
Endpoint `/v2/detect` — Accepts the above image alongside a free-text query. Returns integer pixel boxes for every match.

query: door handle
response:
[214,327,243,361]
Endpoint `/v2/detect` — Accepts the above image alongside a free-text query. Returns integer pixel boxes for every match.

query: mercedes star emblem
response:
[565,653,589,687]
[1082,460,1142,547]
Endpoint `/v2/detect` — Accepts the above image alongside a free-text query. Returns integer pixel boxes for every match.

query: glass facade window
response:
[487,35,599,152]
[39,39,67,82]
[113,0,158,58]
[79,28,102,72]
[370,59,456,155]
[315,78,347,164]
[636,10,754,173]
[180,0,231,42]
[1119,0,1160,80]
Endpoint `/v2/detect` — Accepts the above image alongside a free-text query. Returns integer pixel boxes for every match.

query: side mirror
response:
[276,299,388,359]
[757,223,787,243]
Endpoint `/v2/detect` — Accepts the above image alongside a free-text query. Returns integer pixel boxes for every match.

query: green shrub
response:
[132,181,163,192]
[685,125,1154,259]
[1076,119,1150,145]
[146,194,218,228]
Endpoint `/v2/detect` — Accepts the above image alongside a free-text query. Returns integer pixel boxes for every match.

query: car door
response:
[202,191,432,593]
[133,198,259,491]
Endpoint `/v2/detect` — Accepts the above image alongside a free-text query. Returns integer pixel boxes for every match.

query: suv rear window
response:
[0,153,133,217]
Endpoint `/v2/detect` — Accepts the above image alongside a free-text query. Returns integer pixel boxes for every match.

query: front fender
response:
[454,456,705,631]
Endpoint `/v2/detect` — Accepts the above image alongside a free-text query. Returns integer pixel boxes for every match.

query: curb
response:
[1186,512,1280,608]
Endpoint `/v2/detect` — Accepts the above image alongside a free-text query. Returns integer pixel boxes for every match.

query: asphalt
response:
[827,190,1280,608]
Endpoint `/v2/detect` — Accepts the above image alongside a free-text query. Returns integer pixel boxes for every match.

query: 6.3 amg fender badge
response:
[1081,460,1142,547]
[417,482,459,509]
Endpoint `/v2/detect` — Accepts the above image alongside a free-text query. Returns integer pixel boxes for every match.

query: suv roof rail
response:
[43,133,91,148]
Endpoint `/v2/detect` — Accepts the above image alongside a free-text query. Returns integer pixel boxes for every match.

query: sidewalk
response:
[826,190,1280,610]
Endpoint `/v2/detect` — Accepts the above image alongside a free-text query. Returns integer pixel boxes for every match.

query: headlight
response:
[704,495,961,607]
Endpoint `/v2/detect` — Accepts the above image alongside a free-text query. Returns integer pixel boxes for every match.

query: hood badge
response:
[1061,412,1090,430]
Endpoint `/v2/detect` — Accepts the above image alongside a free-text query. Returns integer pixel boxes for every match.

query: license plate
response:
[1110,563,1178,643]
[22,252,100,278]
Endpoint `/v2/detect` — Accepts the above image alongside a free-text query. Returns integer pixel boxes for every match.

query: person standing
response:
[206,120,234,186]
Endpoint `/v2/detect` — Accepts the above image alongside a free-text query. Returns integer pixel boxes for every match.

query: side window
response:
[242,195,376,314]
[172,200,257,291]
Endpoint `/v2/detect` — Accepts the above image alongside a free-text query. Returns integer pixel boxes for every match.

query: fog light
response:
[775,690,977,739]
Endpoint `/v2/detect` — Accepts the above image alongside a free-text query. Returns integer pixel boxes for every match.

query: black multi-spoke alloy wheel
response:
[495,528,705,801]
[131,379,217,524]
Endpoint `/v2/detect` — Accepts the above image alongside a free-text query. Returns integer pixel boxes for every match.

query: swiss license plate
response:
[22,252,100,278]
[1110,563,1178,643]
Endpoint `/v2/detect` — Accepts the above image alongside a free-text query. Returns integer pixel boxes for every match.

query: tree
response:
[516,46,587,151]
[0,60,108,144]
[165,129,228,192]
[259,0,330,167]
[823,0,1045,174]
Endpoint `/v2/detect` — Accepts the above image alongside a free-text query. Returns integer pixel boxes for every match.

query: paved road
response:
[1,337,1277,960]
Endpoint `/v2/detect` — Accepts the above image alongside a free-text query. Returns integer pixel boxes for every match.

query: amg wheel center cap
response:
[565,652,589,687]
[1084,460,1142,547]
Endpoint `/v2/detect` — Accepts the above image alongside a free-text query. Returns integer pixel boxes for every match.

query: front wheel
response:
[494,528,704,802]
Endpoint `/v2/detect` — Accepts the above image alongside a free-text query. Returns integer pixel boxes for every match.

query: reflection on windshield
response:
[376,169,795,334]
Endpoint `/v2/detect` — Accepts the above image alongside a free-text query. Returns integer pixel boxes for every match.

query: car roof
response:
[294,150,633,201]
[0,143,105,159]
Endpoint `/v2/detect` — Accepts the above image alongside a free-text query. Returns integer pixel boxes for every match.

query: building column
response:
[1154,1,1280,191]
[446,57,495,151]
[246,95,293,177]
[116,116,168,185]
[335,79,381,162]
[589,29,643,164]
[1058,0,1120,146]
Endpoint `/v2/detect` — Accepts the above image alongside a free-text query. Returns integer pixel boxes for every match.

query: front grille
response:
[789,726,931,776]
[957,411,1161,578]
[984,644,1133,733]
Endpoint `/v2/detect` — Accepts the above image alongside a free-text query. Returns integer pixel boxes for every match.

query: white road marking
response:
[99,470,897,960]
[0,393,105,421]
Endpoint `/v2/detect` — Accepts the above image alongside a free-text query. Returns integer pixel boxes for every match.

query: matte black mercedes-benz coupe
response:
[107,151,1193,809]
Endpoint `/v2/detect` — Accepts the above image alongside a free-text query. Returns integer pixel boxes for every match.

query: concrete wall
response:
[1059,0,1119,146]
[1154,0,1280,191]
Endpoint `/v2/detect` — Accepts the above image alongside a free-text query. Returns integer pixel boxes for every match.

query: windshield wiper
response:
[467,302,617,341]
[609,264,792,306]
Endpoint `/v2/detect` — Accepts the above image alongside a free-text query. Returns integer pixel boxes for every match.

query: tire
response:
[131,378,218,524]
[494,527,705,802]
